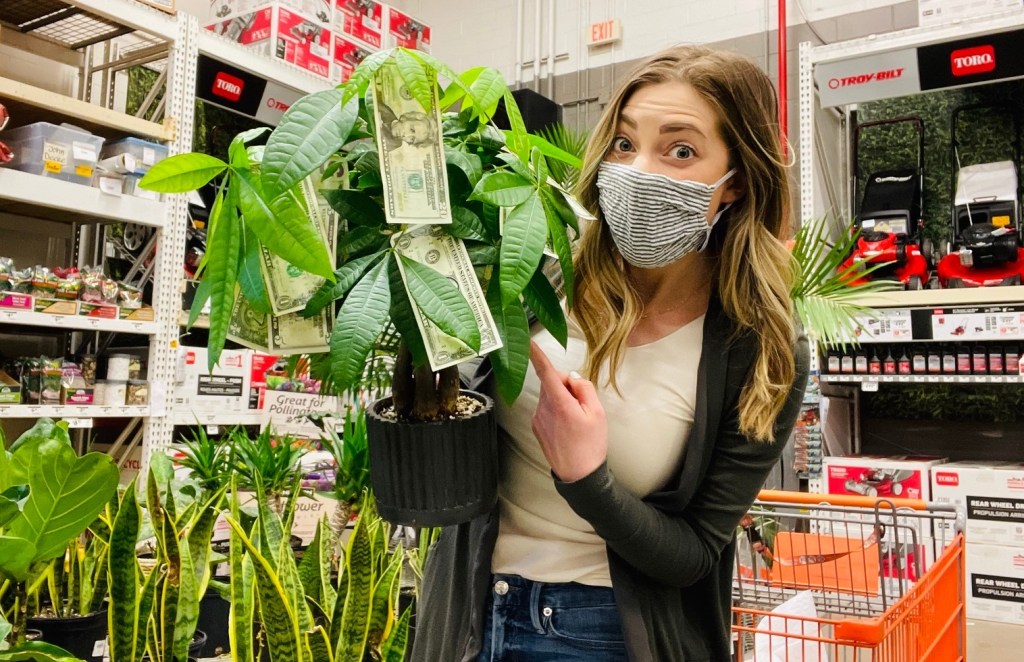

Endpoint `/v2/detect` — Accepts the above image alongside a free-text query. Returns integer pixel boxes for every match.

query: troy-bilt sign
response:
[196,54,305,126]
[827,67,905,89]
[918,28,1024,90]
[816,48,920,107]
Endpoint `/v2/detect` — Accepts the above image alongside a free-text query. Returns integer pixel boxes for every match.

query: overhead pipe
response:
[514,0,523,88]
[547,0,556,99]
[533,0,542,91]
[778,0,788,157]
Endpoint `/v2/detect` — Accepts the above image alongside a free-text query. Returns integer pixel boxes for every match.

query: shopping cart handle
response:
[757,489,930,511]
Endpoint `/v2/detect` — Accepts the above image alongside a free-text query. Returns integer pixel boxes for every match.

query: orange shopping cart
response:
[732,490,966,661]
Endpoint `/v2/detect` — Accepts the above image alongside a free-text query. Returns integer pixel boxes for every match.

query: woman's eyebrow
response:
[660,123,706,137]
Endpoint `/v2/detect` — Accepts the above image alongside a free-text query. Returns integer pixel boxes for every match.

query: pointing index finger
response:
[529,341,568,391]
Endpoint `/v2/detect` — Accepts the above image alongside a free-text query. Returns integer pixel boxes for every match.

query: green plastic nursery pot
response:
[27,609,107,662]
[366,390,497,527]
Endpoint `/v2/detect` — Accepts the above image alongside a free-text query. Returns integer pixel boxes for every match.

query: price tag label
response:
[99,176,123,195]
[75,165,94,178]
[206,425,220,435]
[65,418,94,429]
[143,147,157,166]
[861,380,879,392]
[958,376,972,383]
[991,375,1004,383]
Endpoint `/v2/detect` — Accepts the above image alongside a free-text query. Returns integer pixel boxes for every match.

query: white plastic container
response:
[103,380,127,406]
[1,122,105,186]
[101,137,168,175]
[107,354,132,382]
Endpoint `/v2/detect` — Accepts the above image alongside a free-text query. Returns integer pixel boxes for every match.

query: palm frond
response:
[537,123,589,189]
[790,218,901,349]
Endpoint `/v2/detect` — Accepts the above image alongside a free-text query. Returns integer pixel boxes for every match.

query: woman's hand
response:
[529,341,608,483]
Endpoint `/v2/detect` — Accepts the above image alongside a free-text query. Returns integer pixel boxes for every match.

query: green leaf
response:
[449,206,490,242]
[229,127,269,169]
[399,253,481,352]
[205,188,243,370]
[380,607,412,662]
[342,50,393,105]
[108,483,142,662]
[238,230,273,314]
[541,185,581,235]
[229,487,255,662]
[337,515,373,661]
[468,67,506,121]
[393,49,435,114]
[225,516,304,662]
[0,536,34,581]
[388,257,429,368]
[523,270,567,348]
[470,172,535,207]
[467,243,499,266]
[303,251,386,318]
[234,169,334,280]
[324,189,386,227]
[526,133,583,169]
[445,148,483,188]
[541,190,576,307]
[502,89,530,160]
[138,153,227,193]
[330,259,392,393]
[499,190,547,306]
[187,276,213,329]
[338,226,388,261]
[366,550,402,655]
[263,90,359,198]
[0,486,27,528]
[8,446,118,572]
[0,640,81,661]
[487,280,531,404]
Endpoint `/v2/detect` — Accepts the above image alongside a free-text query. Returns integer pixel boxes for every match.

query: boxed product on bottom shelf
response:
[931,461,1024,546]
[966,543,1024,626]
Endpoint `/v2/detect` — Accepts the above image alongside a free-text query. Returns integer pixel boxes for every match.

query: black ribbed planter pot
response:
[27,609,107,662]
[366,390,497,527]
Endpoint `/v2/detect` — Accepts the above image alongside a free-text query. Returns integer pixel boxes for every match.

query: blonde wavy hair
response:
[574,45,796,442]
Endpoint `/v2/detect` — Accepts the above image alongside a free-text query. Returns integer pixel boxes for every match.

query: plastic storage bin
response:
[100,137,168,174]
[0,122,104,186]
[122,174,162,201]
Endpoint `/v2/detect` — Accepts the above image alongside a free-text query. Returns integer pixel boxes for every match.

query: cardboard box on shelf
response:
[78,303,119,319]
[248,351,278,409]
[33,298,78,315]
[172,346,250,419]
[205,5,333,80]
[0,294,32,310]
[932,462,1024,547]
[208,0,331,25]
[0,370,21,404]
[119,306,155,322]
[334,0,384,48]
[385,6,430,52]
[824,455,947,501]
[332,34,373,84]
[966,543,1024,626]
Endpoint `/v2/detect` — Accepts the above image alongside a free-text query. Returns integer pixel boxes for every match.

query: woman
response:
[412,45,810,662]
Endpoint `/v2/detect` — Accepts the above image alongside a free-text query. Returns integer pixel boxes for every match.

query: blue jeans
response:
[477,573,627,661]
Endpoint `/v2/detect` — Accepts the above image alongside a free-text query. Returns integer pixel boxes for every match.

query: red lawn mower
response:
[937,103,1024,288]
[840,116,930,290]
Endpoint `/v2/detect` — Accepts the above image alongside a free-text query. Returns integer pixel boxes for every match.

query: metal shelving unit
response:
[0,1,333,478]
[798,9,1024,486]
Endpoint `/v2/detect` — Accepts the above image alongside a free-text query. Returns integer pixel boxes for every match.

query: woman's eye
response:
[673,145,695,159]
[612,137,633,152]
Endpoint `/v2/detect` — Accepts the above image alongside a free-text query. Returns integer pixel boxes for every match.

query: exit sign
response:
[588,18,622,47]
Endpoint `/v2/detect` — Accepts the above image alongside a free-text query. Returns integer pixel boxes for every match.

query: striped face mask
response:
[596,162,735,269]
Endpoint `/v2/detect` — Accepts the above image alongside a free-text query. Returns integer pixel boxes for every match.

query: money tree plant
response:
[141,48,579,419]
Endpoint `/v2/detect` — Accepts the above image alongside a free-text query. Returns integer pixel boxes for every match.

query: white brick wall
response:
[387,0,909,81]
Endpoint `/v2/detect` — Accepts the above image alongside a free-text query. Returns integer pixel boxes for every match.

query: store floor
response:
[969,620,1024,659]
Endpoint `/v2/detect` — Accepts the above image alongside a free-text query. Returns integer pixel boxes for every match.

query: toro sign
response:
[951,45,996,76]
[212,72,244,102]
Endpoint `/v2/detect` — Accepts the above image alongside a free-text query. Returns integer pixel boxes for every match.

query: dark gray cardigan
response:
[411,298,811,661]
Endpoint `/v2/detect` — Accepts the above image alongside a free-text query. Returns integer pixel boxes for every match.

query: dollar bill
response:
[269,308,331,355]
[227,290,271,352]
[392,226,502,372]
[372,59,452,225]
[260,176,334,316]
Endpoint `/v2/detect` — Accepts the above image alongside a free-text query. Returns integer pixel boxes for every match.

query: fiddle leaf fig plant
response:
[140,48,581,420]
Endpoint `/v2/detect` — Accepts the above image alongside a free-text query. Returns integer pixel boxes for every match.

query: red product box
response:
[333,35,373,84]
[824,454,947,500]
[334,0,383,48]
[206,6,333,80]
[0,293,32,310]
[248,351,278,409]
[79,303,119,319]
[386,6,430,52]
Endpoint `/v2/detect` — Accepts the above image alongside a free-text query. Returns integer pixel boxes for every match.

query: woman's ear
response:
[721,171,746,205]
